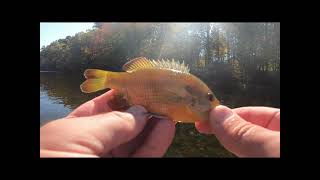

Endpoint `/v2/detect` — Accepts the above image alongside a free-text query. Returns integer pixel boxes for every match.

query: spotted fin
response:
[122,57,190,73]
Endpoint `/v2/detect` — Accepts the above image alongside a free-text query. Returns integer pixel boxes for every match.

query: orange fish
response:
[80,57,220,123]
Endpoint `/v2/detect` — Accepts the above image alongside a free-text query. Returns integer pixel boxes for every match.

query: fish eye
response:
[207,93,214,101]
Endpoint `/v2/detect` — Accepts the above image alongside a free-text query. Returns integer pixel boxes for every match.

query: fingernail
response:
[211,106,234,125]
[126,105,147,115]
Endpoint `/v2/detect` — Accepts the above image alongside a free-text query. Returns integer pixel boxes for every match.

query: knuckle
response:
[231,122,256,141]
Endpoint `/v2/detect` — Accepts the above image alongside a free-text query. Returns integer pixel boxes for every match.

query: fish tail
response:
[80,69,112,93]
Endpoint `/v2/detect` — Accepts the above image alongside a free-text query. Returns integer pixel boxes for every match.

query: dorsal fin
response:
[122,57,190,73]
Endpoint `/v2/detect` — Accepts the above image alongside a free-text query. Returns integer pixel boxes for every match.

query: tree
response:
[40,23,280,93]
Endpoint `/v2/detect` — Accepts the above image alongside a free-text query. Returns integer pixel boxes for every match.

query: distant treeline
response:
[40,23,280,102]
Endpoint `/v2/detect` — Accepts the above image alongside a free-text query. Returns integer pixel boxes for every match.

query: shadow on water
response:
[40,71,279,157]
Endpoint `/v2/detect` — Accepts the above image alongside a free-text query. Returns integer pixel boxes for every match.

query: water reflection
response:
[40,87,72,126]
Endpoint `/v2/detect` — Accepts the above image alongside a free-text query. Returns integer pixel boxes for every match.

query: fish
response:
[80,57,220,123]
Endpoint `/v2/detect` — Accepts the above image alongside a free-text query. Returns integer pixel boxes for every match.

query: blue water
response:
[40,86,72,126]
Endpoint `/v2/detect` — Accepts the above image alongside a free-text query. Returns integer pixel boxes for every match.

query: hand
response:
[40,89,176,157]
[195,105,280,157]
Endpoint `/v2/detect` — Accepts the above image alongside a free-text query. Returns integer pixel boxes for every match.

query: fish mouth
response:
[211,99,220,108]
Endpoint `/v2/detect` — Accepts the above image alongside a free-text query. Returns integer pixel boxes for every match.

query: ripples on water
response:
[40,72,278,157]
[40,86,72,126]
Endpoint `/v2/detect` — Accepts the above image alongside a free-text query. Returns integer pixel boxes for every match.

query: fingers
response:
[92,106,147,153]
[109,117,160,157]
[209,105,280,157]
[40,149,98,158]
[92,89,118,112]
[233,107,280,131]
[196,106,281,134]
[41,105,149,156]
[70,105,149,156]
[132,118,176,157]
[67,89,117,118]
[195,120,213,134]
[111,117,175,157]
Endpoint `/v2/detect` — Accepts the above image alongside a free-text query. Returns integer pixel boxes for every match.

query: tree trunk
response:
[217,28,220,63]
[206,24,211,64]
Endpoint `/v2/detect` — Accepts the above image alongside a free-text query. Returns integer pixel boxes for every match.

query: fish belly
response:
[124,70,194,121]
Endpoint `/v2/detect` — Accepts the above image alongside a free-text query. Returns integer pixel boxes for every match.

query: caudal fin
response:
[84,69,109,79]
[80,69,109,93]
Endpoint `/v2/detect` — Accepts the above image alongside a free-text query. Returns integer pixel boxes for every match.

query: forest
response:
[40,23,280,107]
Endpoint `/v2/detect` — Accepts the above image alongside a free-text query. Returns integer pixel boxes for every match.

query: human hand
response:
[195,105,280,157]
[40,89,176,157]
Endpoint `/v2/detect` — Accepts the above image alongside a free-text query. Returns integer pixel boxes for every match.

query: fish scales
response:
[80,57,220,122]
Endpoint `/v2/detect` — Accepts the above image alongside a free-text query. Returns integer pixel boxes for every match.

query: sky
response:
[40,23,94,49]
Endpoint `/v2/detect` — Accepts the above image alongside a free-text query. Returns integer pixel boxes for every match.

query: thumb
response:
[210,106,280,157]
[91,105,149,154]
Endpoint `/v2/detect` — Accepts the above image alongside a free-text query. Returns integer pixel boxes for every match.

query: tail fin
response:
[83,69,109,79]
[80,69,110,93]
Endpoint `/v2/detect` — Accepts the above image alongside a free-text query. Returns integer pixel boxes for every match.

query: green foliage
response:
[40,23,280,91]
